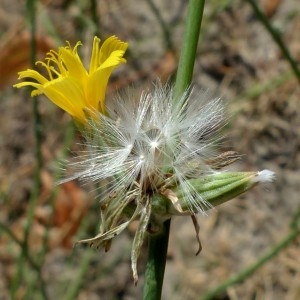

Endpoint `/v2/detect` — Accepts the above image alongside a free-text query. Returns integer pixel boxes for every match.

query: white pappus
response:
[65,82,227,214]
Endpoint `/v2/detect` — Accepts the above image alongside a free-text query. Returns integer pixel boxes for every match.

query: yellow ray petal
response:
[87,67,114,113]
[98,36,128,66]
[59,43,88,81]
[15,69,48,85]
[14,35,128,123]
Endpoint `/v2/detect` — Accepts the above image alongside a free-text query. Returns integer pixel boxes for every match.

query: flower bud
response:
[152,170,275,216]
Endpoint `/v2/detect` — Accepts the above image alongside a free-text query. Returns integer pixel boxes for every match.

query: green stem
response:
[145,0,175,52]
[11,0,45,298]
[24,0,42,253]
[174,0,206,100]
[24,0,43,246]
[0,224,39,271]
[245,0,300,82]
[143,220,171,300]
[143,0,206,299]
[65,250,94,300]
[200,228,299,300]
[90,0,101,36]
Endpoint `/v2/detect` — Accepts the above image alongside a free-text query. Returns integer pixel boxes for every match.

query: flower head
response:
[62,82,275,282]
[69,83,226,211]
[14,36,128,123]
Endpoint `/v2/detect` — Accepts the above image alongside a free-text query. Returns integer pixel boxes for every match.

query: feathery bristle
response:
[64,82,226,213]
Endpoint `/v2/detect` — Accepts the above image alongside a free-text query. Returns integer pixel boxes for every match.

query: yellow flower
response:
[14,36,128,123]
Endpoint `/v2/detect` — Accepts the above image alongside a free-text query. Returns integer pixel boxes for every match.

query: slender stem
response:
[200,228,299,300]
[143,220,171,300]
[0,223,39,271]
[65,250,94,300]
[11,0,45,298]
[174,0,206,100]
[245,0,300,82]
[143,0,206,299]
[90,0,101,37]
[145,0,175,52]
[24,0,42,253]
[23,0,43,246]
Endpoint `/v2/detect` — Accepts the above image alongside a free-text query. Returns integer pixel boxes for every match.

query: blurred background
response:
[0,0,300,299]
